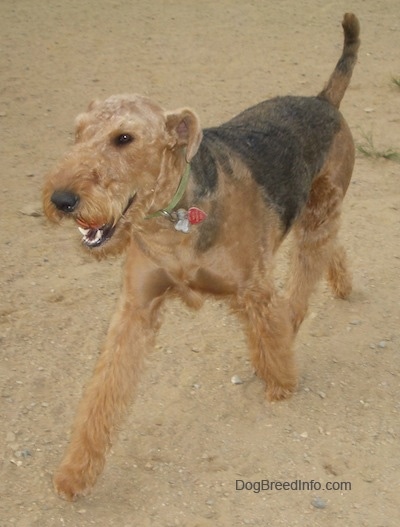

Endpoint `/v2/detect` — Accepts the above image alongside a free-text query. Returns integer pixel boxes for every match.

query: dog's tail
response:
[318,13,360,108]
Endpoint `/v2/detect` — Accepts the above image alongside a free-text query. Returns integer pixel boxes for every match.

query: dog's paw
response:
[266,381,296,402]
[53,466,92,501]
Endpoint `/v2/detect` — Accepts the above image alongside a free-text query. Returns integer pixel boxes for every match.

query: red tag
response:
[188,207,207,225]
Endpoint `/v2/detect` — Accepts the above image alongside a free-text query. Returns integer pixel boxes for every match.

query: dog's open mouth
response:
[76,196,135,248]
[78,223,115,247]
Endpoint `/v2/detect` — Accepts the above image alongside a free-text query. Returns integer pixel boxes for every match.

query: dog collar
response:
[145,162,207,232]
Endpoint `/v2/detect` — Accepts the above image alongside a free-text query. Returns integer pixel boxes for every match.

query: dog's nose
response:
[51,190,80,213]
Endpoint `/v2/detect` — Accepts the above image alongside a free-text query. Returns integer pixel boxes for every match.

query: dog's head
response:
[42,94,202,256]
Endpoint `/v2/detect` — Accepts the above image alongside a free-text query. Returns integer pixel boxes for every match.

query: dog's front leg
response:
[53,250,169,501]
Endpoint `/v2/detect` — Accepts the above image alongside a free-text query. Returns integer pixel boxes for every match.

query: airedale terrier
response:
[43,13,360,500]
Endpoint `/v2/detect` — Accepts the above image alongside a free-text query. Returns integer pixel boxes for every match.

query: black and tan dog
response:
[43,13,360,500]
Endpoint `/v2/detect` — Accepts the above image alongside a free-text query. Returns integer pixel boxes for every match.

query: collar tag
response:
[188,207,207,225]
[173,207,207,233]
[174,209,190,233]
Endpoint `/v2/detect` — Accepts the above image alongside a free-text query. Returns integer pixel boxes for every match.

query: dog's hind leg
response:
[285,173,348,334]
[327,242,352,299]
[233,273,297,402]
[286,117,354,334]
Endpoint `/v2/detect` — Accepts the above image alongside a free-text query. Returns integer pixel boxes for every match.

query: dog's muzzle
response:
[49,188,135,248]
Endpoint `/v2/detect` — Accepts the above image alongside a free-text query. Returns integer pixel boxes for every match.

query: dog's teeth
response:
[78,225,104,247]
[94,230,103,242]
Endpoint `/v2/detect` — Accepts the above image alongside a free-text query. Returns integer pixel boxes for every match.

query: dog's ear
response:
[74,100,102,142]
[74,113,89,143]
[165,108,203,162]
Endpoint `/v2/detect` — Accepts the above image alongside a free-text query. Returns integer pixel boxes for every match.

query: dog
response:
[43,13,360,500]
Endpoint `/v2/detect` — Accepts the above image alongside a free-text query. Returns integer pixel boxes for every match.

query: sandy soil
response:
[1,1,399,525]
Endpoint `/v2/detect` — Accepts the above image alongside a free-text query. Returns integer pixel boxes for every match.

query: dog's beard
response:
[76,195,135,248]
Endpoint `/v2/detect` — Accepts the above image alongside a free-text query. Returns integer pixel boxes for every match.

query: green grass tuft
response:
[356,132,400,163]
[391,76,400,88]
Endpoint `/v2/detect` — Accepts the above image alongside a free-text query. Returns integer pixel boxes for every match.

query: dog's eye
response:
[114,133,134,146]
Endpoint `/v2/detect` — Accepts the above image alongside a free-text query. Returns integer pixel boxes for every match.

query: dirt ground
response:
[1,0,399,525]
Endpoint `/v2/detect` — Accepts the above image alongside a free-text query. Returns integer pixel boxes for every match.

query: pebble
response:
[378,341,387,349]
[19,204,43,217]
[311,496,327,509]
[231,375,244,385]
[317,391,326,399]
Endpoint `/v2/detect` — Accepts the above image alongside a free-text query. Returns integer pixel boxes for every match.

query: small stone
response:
[300,431,308,439]
[349,320,361,325]
[19,204,43,217]
[378,341,387,349]
[231,375,244,385]
[312,496,327,509]
[317,391,326,399]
